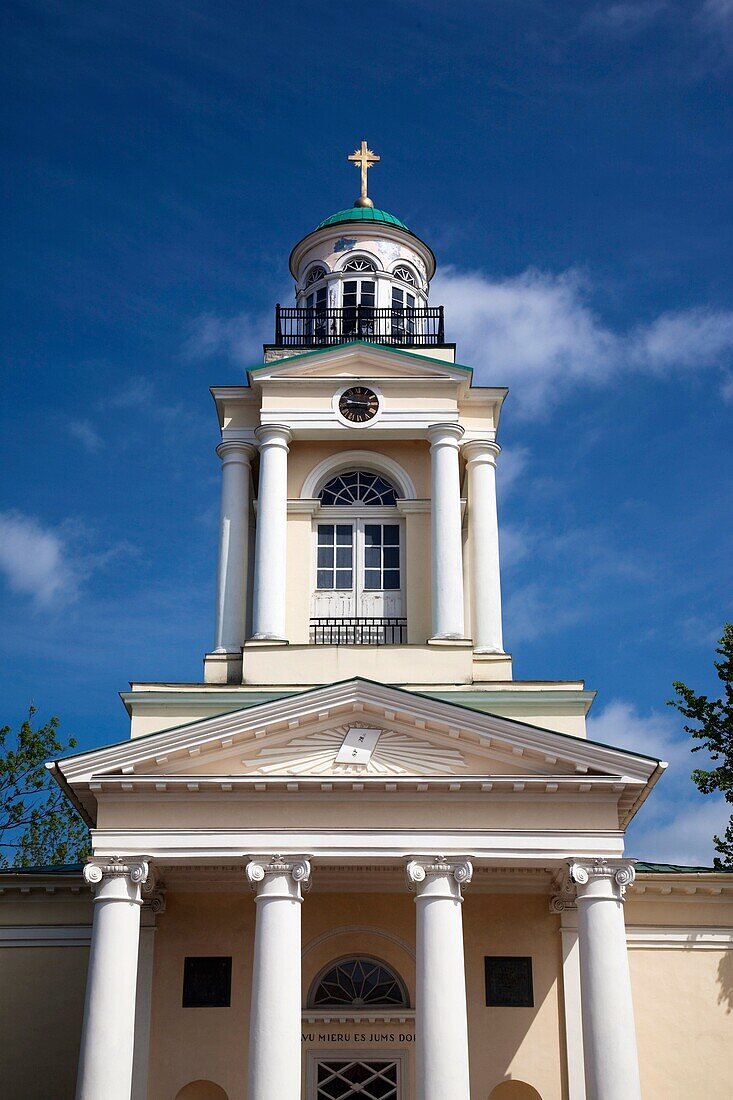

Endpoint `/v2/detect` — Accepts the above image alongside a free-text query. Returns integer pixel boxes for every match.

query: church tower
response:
[35,143,708,1100]
[202,141,512,699]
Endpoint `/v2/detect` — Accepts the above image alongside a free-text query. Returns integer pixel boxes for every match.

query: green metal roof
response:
[635,861,717,873]
[316,207,410,231]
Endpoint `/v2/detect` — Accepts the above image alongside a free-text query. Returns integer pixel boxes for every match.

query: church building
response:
[1,144,731,1100]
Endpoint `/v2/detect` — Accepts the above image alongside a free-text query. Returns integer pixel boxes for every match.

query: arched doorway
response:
[174,1082,228,1100]
[488,1082,542,1100]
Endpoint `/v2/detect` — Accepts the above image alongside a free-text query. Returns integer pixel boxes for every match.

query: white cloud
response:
[433,266,733,416]
[627,795,728,865]
[589,699,727,865]
[67,419,103,453]
[583,1,668,36]
[588,699,688,769]
[497,445,530,497]
[0,512,78,605]
[183,309,272,367]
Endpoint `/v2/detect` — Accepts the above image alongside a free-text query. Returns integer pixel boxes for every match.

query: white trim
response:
[301,451,416,500]
[625,926,733,950]
[90,826,626,863]
[0,924,92,946]
[302,925,416,961]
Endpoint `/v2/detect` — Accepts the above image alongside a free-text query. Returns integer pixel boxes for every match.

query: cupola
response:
[270,142,444,353]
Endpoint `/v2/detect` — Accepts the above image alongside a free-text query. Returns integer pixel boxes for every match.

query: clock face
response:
[339,386,380,424]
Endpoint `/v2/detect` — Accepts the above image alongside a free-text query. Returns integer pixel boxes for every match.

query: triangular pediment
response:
[56,678,661,788]
[249,343,472,385]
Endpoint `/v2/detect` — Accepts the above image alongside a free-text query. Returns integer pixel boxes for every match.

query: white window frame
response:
[306,1050,407,1100]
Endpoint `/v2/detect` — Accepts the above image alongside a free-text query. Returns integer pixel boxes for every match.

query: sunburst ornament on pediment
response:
[242,724,466,776]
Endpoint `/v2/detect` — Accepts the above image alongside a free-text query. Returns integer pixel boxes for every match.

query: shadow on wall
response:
[489,1082,543,1100]
[174,1083,228,1100]
[718,951,733,1013]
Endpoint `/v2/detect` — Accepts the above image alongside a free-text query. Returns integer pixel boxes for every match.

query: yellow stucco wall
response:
[0,944,88,1099]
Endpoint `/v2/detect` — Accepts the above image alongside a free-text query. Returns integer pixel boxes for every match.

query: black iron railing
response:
[275,305,445,347]
[310,617,408,645]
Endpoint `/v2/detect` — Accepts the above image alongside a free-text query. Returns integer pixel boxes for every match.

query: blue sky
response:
[1,0,732,863]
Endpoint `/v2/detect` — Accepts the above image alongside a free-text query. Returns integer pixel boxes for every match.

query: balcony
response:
[310,617,408,645]
[274,305,445,348]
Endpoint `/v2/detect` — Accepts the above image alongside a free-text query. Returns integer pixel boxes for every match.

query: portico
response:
[54,677,660,1100]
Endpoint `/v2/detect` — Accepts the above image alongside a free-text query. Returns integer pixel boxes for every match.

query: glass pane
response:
[364,546,380,568]
[316,286,327,308]
[392,288,403,307]
[335,569,353,589]
[364,525,381,545]
[317,547,334,568]
[364,569,381,590]
[336,524,353,544]
[360,281,375,304]
[383,570,400,590]
[319,489,336,505]
[383,546,399,568]
[317,569,333,589]
[318,524,334,543]
[336,546,352,568]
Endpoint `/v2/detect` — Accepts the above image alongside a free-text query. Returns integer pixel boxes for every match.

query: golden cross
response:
[348,140,380,206]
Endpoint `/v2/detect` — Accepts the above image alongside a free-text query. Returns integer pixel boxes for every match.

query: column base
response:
[203,650,243,684]
[247,635,290,645]
[428,635,473,645]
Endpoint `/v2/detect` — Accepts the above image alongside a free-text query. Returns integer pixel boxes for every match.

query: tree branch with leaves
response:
[0,707,90,868]
[668,623,733,871]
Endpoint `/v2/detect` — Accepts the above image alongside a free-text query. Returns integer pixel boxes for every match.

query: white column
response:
[214,441,255,652]
[550,886,586,1100]
[131,882,165,1100]
[246,856,311,1100]
[251,424,291,640]
[463,438,503,653]
[428,423,465,639]
[76,858,149,1100]
[569,858,641,1100]
[407,857,472,1100]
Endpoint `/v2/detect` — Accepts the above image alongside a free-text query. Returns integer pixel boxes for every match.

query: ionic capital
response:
[141,865,167,915]
[83,856,150,904]
[406,856,473,901]
[567,858,636,903]
[245,855,311,901]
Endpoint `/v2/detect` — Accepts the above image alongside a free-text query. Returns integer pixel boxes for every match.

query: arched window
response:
[319,471,398,507]
[342,257,376,273]
[309,956,409,1008]
[305,264,327,286]
[393,265,417,286]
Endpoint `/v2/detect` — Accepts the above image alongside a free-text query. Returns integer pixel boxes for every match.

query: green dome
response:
[316,206,410,232]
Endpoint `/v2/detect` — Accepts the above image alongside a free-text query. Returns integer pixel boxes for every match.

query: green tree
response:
[668,623,733,871]
[0,707,90,868]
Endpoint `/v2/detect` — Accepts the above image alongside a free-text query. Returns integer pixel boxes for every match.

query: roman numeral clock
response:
[338,385,380,423]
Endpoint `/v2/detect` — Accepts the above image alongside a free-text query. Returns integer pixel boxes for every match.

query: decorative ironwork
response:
[317,1060,399,1100]
[274,304,445,346]
[305,265,327,286]
[342,257,376,273]
[393,265,417,285]
[319,471,397,506]
[310,617,407,645]
[310,957,409,1008]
